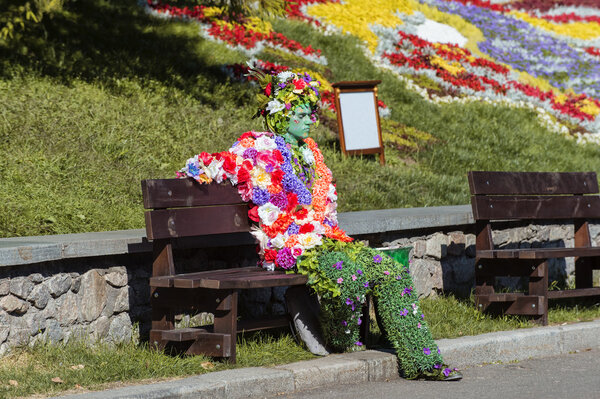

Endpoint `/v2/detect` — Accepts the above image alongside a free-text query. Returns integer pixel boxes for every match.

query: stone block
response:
[7,316,30,346]
[24,309,47,336]
[0,311,9,343]
[425,233,448,260]
[114,288,129,313]
[55,291,79,326]
[47,274,72,298]
[30,273,44,284]
[0,279,9,296]
[412,240,426,258]
[0,294,29,314]
[107,313,132,343]
[79,270,107,322]
[71,276,81,293]
[44,318,64,343]
[9,277,34,299]
[409,259,443,298]
[91,315,111,339]
[105,270,128,287]
[28,284,51,310]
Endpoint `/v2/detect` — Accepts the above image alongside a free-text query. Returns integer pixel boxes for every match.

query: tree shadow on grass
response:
[0,0,247,106]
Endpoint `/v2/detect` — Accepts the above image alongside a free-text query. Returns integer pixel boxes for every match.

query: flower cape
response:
[177,131,352,270]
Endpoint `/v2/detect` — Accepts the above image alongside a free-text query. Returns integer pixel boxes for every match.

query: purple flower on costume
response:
[373,255,382,263]
[355,341,363,346]
[341,320,347,326]
[443,368,452,377]
[383,271,390,275]
[403,287,413,296]
[434,364,441,369]
[242,148,258,162]
[423,348,431,355]
[345,298,353,306]
[335,261,343,270]
[421,314,425,319]
[287,223,300,235]
[275,247,296,270]
[399,308,408,316]
[252,188,270,205]
[278,82,287,89]
[270,192,288,209]
[364,282,369,288]
[356,269,363,275]
[357,318,362,326]
[438,348,441,354]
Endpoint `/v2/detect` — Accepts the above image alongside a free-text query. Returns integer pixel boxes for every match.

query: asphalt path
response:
[266,349,600,399]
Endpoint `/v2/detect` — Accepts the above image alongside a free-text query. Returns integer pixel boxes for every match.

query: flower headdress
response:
[248,66,321,135]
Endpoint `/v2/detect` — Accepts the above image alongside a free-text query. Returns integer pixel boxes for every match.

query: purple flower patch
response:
[373,255,382,263]
[423,348,431,356]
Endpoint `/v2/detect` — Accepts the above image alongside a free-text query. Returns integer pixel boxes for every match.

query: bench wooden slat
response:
[478,247,600,259]
[471,195,600,220]
[547,287,600,299]
[142,179,243,209]
[173,271,308,289]
[149,266,264,287]
[145,204,252,240]
[468,171,598,195]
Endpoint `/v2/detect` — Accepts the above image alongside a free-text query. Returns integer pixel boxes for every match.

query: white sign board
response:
[337,91,381,151]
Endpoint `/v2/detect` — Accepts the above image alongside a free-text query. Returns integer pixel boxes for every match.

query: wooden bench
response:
[141,178,308,362]
[468,171,600,325]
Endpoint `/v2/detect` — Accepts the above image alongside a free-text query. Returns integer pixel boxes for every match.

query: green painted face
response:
[285,104,314,144]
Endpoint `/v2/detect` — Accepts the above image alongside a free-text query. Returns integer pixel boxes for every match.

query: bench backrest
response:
[468,171,600,221]
[141,178,253,277]
[142,178,251,240]
[468,171,600,252]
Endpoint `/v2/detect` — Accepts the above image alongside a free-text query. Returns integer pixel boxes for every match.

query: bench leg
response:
[575,258,593,289]
[214,289,238,363]
[150,287,174,350]
[529,260,548,326]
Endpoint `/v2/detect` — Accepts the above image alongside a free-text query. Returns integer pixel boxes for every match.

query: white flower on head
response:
[266,99,285,114]
[204,158,224,180]
[258,203,281,226]
[254,135,277,151]
[327,184,337,201]
[297,233,322,249]
[251,167,271,189]
[276,71,295,82]
[301,146,315,165]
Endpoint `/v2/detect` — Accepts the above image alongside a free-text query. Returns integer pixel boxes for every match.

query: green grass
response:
[2,0,600,238]
[1,296,598,398]
[0,331,315,398]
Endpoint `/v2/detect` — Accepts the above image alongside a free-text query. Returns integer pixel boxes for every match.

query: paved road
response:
[266,349,600,399]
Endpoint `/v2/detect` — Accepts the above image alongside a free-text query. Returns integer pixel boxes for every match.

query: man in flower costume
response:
[178,69,461,381]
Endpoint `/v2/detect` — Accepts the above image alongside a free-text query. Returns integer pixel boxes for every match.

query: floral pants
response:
[298,239,453,380]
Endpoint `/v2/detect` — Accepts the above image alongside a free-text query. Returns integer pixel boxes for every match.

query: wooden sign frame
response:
[332,80,385,165]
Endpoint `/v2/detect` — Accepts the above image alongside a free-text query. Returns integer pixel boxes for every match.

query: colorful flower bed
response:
[300,0,600,141]
[144,0,327,65]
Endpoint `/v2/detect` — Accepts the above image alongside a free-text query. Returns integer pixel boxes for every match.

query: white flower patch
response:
[270,234,287,249]
[301,146,315,165]
[297,232,322,249]
[258,203,281,226]
[254,135,277,151]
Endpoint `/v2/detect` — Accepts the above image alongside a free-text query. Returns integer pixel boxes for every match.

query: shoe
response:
[443,371,463,381]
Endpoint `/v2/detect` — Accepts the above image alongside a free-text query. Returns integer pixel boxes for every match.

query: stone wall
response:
[2,214,600,354]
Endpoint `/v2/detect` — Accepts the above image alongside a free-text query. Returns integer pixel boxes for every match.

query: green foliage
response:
[0,0,63,41]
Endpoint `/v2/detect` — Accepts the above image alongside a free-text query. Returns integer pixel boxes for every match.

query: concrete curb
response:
[51,319,600,399]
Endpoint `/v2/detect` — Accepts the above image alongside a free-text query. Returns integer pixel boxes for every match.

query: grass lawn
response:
[2,0,600,237]
[1,295,598,398]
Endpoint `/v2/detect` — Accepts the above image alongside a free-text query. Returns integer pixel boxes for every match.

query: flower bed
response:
[144,0,327,65]
[300,0,600,140]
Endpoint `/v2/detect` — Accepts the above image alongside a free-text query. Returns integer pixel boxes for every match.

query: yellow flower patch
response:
[307,0,413,52]
[244,16,273,35]
[510,11,600,40]
[430,55,465,76]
